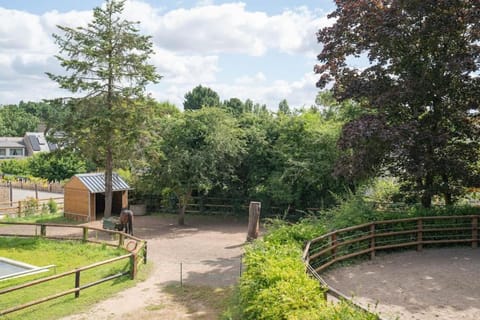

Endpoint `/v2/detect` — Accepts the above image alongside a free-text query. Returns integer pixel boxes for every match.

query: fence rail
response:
[0,222,147,316]
[0,180,63,194]
[303,215,480,320]
[0,197,64,217]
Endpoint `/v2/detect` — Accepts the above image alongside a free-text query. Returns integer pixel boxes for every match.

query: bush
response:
[226,217,377,320]
[47,198,58,214]
[22,197,39,216]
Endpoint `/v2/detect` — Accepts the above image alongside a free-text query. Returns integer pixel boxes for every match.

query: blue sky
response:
[0,0,336,110]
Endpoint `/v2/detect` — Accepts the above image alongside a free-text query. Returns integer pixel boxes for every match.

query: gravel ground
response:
[323,248,480,320]
[59,214,249,320]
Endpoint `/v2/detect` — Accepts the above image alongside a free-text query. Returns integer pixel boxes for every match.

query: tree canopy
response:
[316,0,480,207]
[183,85,220,110]
[143,107,245,225]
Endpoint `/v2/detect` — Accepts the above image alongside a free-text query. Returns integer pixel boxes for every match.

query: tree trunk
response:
[104,147,113,218]
[442,174,453,206]
[421,173,433,208]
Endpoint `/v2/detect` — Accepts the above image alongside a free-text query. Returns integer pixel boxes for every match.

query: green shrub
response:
[263,217,327,245]
[22,197,39,216]
[47,198,58,214]
[229,217,377,320]
[238,242,326,320]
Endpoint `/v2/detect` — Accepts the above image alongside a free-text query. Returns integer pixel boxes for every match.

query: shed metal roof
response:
[75,173,131,194]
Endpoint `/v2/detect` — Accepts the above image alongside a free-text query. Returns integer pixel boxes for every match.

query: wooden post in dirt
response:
[472,217,478,249]
[247,201,261,242]
[417,219,423,252]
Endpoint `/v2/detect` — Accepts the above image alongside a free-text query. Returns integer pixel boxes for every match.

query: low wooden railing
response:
[302,215,480,319]
[0,180,64,194]
[303,215,479,273]
[0,222,147,316]
[0,197,64,217]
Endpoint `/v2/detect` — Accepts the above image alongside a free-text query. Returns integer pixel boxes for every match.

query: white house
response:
[0,132,57,159]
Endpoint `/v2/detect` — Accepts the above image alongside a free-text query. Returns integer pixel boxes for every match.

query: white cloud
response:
[152,71,318,110]
[214,71,318,110]
[151,46,219,84]
[234,72,266,85]
[131,2,332,56]
[0,2,328,108]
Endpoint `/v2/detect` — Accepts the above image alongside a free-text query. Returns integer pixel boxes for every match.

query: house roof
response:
[75,173,131,193]
[24,132,57,153]
[0,137,25,148]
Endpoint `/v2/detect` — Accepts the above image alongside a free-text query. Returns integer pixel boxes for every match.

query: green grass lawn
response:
[2,213,78,224]
[0,236,149,320]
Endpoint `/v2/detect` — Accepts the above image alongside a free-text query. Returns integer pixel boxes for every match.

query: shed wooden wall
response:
[64,176,90,221]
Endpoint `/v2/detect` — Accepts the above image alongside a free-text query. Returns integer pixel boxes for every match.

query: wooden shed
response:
[64,173,130,222]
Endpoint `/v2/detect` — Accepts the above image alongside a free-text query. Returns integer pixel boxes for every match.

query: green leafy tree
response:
[235,109,345,215]
[0,105,39,136]
[144,108,245,225]
[222,97,244,116]
[28,150,91,181]
[278,99,290,114]
[47,0,160,217]
[183,85,220,110]
[0,158,30,176]
[316,0,480,207]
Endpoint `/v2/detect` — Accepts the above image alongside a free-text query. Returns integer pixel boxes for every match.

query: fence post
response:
[75,269,80,298]
[18,201,22,216]
[118,233,125,248]
[370,223,376,259]
[247,201,261,241]
[9,181,12,207]
[144,242,148,264]
[130,254,137,280]
[417,219,423,252]
[331,233,337,258]
[472,216,478,249]
[82,227,88,242]
[180,262,183,287]
[40,224,46,237]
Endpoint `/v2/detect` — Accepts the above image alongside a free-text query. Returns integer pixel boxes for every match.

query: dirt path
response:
[59,214,249,320]
[323,248,480,320]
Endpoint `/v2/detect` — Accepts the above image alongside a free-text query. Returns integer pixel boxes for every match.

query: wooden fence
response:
[0,197,64,217]
[0,222,147,316]
[302,215,480,319]
[0,180,64,194]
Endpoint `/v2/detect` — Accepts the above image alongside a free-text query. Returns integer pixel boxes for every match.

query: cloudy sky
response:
[0,0,336,110]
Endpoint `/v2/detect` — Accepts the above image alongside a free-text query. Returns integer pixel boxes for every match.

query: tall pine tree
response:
[47,0,160,217]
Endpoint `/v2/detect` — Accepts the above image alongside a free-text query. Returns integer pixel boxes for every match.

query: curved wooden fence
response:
[0,222,147,316]
[303,215,479,318]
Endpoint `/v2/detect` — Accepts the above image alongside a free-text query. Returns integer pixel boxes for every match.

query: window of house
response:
[9,148,24,156]
[0,149,6,156]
